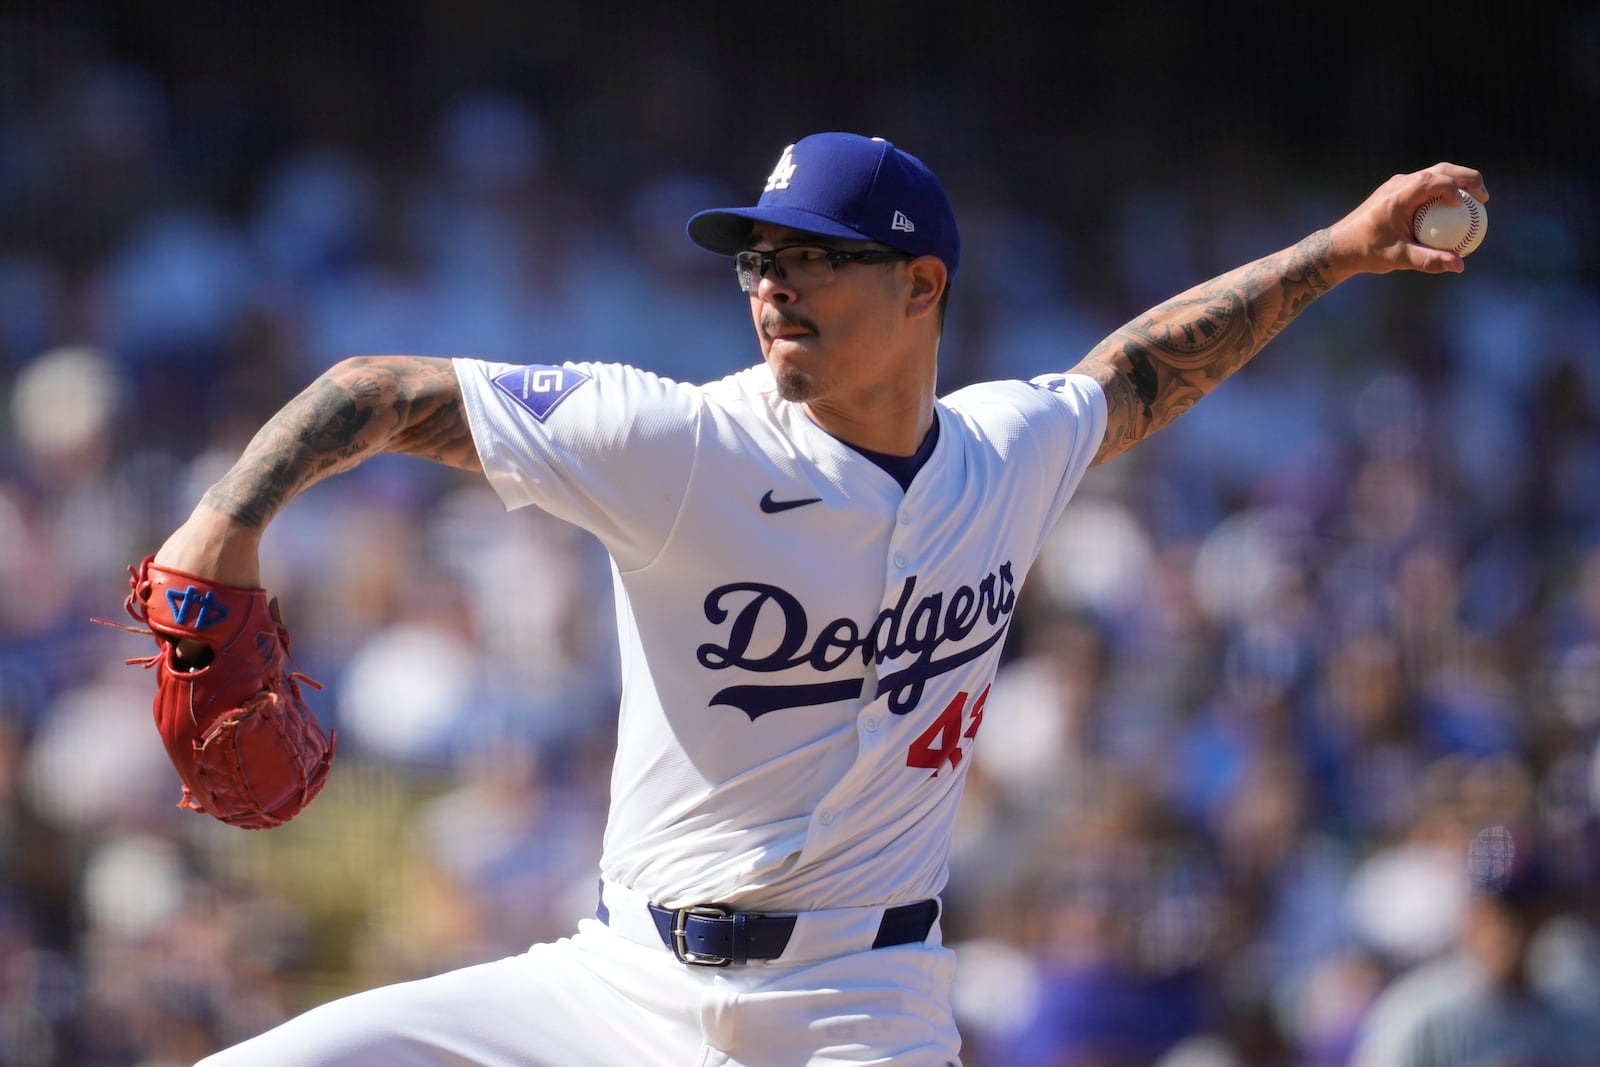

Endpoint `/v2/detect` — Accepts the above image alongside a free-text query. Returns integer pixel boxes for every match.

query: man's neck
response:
[804,396,936,457]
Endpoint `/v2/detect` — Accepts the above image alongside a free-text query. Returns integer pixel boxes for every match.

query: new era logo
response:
[891,210,915,233]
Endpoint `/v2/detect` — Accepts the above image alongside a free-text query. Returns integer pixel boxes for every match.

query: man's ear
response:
[905,257,947,319]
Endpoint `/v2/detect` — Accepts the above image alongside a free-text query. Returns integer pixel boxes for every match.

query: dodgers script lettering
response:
[698,565,1017,719]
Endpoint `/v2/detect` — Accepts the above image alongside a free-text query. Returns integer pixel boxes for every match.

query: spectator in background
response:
[976,780,1225,1067]
[1349,820,1600,1067]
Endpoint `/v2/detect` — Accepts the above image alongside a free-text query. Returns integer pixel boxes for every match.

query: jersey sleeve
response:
[453,358,699,570]
[1023,371,1108,526]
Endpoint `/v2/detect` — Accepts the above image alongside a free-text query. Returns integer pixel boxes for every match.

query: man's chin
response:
[770,362,818,404]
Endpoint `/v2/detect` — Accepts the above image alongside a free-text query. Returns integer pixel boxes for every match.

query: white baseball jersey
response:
[455,359,1105,914]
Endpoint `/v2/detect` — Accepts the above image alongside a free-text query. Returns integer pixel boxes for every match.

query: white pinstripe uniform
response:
[198,132,1107,1067]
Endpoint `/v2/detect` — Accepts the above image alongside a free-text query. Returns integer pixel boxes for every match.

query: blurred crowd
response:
[3,16,1600,1067]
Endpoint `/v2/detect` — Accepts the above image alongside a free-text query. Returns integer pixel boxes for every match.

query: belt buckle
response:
[671,904,734,966]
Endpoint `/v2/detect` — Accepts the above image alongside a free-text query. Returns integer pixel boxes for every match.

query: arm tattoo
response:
[201,356,480,530]
[1081,229,1335,464]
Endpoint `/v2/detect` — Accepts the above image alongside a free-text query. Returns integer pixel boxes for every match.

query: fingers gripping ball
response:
[1412,188,1486,256]
[118,556,336,829]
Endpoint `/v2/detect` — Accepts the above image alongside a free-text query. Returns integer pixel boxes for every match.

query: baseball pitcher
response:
[117,132,1485,1065]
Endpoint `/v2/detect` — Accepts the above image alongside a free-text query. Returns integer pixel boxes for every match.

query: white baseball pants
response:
[194,898,962,1066]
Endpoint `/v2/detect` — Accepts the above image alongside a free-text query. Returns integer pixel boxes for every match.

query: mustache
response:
[762,310,818,338]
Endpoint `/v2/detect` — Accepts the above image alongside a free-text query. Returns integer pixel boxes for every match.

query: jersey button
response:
[863,716,880,732]
[818,810,834,826]
[893,553,907,569]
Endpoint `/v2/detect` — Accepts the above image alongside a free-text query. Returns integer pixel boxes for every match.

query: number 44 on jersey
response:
[906,685,989,777]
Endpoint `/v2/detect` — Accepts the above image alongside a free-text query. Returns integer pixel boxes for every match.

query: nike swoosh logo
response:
[760,490,823,514]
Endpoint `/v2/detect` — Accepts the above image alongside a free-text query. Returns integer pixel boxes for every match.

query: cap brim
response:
[686,206,872,255]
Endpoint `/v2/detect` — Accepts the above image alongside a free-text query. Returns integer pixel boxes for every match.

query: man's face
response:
[742,224,914,405]
[1459,894,1545,986]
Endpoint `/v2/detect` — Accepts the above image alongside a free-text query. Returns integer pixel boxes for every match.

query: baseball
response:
[1412,188,1486,256]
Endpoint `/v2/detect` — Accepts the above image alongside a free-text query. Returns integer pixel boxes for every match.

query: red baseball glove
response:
[107,555,336,829]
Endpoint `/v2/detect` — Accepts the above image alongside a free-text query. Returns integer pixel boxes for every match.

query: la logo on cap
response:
[764,145,797,192]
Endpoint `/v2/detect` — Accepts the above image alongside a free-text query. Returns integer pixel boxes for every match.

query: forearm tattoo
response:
[1084,230,1334,463]
[201,356,479,530]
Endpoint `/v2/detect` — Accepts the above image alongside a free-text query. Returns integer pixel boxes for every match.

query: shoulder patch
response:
[493,365,592,421]
[1027,373,1072,394]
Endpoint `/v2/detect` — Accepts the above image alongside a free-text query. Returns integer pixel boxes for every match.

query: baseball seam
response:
[1416,194,1482,255]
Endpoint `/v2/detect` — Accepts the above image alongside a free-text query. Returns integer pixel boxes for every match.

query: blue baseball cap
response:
[1467,823,1559,913]
[687,132,961,281]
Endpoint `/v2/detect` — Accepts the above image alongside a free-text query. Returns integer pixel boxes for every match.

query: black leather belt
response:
[627,898,939,966]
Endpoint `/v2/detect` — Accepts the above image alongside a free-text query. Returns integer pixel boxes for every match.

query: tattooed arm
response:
[1071,162,1488,466]
[154,355,476,587]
